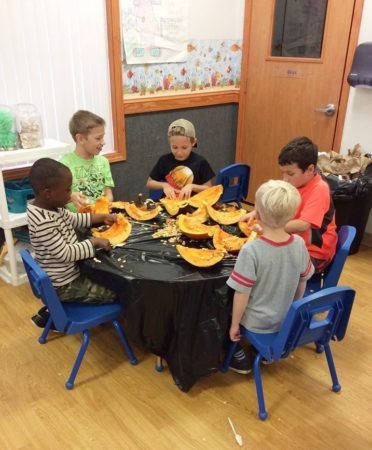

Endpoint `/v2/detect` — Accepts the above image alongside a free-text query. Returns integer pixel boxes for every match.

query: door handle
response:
[315,103,336,116]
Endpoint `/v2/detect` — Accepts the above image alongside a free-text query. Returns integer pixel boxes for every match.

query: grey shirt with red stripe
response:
[227,234,314,333]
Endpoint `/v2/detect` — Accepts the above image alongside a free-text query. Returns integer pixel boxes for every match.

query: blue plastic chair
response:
[222,286,355,420]
[20,249,137,389]
[305,225,356,296]
[149,189,163,201]
[215,163,251,206]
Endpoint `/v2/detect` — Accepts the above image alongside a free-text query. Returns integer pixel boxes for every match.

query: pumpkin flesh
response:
[124,203,161,221]
[92,213,132,245]
[178,215,216,240]
[176,245,224,267]
[160,198,189,216]
[206,204,246,225]
[213,226,247,252]
[238,220,259,241]
[188,185,223,208]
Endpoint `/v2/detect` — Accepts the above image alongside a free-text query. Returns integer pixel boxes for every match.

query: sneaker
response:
[31,307,57,331]
[229,348,252,375]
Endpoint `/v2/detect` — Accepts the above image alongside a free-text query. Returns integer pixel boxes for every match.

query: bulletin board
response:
[120,0,244,103]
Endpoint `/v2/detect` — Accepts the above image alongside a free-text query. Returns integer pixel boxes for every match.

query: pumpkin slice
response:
[238,220,259,240]
[110,201,129,210]
[176,245,224,267]
[178,215,216,240]
[92,213,131,245]
[213,226,247,253]
[186,204,209,223]
[206,204,247,225]
[160,198,189,216]
[124,202,161,221]
[188,185,223,208]
[91,196,110,214]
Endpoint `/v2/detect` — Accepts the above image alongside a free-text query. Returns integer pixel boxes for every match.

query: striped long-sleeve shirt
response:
[27,202,95,287]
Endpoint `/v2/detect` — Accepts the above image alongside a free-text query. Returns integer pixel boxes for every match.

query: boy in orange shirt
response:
[241,136,337,272]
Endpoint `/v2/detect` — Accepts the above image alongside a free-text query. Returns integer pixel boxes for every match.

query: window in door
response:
[271,0,328,58]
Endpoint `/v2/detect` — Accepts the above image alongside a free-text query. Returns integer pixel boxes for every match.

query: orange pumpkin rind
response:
[160,198,189,216]
[124,202,161,221]
[178,215,216,240]
[188,185,223,208]
[176,245,224,267]
[92,213,132,245]
[206,204,246,225]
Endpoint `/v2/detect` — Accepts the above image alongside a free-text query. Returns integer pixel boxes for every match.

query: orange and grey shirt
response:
[227,235,314,333]
[295,173,337,262]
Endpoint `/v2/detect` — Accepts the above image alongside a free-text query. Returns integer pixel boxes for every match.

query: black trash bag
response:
[355,175,372,198]
[323,174,372,200]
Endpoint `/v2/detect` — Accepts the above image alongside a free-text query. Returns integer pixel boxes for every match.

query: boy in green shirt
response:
[60,110,114,211]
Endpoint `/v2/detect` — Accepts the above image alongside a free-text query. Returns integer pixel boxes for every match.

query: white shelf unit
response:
[0,139,71,286]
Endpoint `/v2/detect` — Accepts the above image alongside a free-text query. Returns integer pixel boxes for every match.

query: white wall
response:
[340,0,372,233]
[0,0,114,152]
[189,0,244,39]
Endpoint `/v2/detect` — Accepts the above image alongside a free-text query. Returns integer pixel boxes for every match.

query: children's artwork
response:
[123,38,242,96]
[121,0,188,64]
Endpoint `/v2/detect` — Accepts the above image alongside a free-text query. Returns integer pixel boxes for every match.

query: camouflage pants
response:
[56,274,116,304]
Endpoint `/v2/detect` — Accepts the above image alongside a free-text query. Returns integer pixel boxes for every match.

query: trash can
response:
[325,170,372,254]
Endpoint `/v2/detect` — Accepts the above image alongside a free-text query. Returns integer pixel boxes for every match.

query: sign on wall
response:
[121,0,188,64]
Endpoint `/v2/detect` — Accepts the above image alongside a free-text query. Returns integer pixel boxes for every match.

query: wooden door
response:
[236,0,359,201]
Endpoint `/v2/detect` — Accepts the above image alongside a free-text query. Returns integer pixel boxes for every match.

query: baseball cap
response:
[168,119,196,139]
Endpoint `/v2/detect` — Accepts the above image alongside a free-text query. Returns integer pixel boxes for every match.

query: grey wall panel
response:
[111,104,238,200]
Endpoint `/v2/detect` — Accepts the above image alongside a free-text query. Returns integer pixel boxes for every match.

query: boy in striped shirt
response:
[27,158,118,328]
[227,180,314,374]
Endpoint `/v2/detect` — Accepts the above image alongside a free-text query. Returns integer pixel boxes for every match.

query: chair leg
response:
[252,353,268,420]
[38,316,53,344]
[65,330,90,390]
[112,320,137,365]
[155,356,164,372]
[324,343,341,392]
[220,341,238,372]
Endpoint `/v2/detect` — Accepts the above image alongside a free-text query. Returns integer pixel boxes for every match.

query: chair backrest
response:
[149,189,163,201]
[20,249,69,331]
[215,163,251,204]
[272,286,355,360]
[322,225,356,289]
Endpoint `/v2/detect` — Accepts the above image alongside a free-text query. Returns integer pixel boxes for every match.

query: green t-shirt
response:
[59,151,114,211]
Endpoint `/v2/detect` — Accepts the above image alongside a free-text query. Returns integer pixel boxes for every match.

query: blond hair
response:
[255,180,300,228]
[69,110,105,142]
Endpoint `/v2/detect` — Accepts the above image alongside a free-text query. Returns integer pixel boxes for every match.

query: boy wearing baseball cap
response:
[146,118,215,200]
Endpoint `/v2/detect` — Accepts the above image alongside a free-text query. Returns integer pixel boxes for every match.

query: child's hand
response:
[239,210,257,225]
[178,184,194,200]
[163,184,178,199]
[71,191,87,209]
[90,237,111,251]
[229,324,242,342]
[103,214,117,226]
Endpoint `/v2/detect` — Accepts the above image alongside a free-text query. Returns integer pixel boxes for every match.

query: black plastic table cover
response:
[82,218,236,392]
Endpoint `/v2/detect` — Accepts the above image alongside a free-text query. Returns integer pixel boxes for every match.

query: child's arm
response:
[293,279,307,300]
[90,213,117,226]
[285,219,310,234]
[104,187,113,202]
[230,291,250,342]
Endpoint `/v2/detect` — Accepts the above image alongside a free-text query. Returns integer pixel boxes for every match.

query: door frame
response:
[235,0,365,162]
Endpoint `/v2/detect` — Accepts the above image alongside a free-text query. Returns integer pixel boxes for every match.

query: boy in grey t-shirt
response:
[227,180,314,374]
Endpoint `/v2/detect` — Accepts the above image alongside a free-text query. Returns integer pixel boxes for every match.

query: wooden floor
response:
[1,247,372,449]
